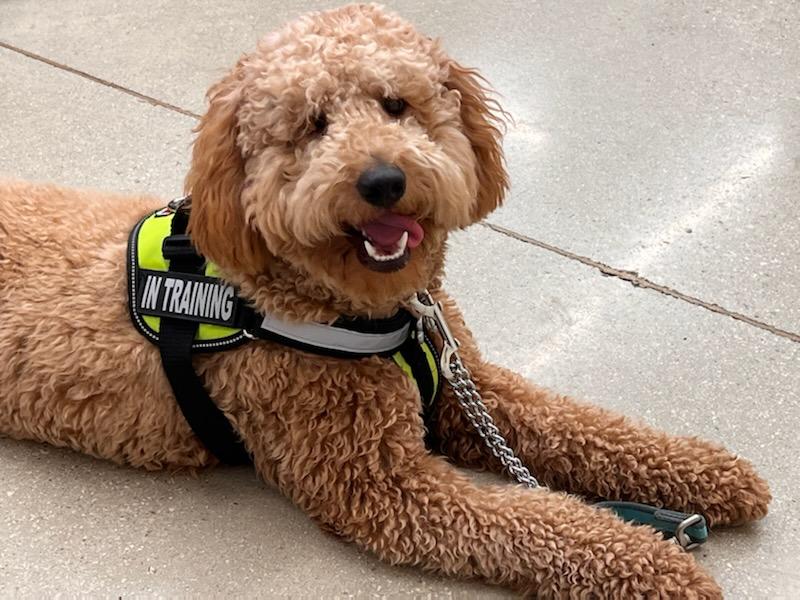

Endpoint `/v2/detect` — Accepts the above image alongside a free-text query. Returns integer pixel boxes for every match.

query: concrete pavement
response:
[1,1,798,597]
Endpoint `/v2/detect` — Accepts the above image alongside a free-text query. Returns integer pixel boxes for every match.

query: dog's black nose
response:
[356,164,406,208]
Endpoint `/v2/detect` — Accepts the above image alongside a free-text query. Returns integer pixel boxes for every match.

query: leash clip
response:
[408,290,460,380]
[595,501,708,551]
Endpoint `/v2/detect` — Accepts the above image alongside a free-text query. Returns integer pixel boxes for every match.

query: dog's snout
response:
[356,164,406,208]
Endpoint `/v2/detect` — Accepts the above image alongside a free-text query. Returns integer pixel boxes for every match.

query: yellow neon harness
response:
[127,201,441,464]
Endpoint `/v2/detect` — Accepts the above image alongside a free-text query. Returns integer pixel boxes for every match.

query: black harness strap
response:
[396,334,440,448]
[158,210,251,465]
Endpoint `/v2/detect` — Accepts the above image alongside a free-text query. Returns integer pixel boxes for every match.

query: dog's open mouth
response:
[351,212,424,272]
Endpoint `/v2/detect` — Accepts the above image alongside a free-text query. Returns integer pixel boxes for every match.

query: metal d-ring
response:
[673,514,704,550]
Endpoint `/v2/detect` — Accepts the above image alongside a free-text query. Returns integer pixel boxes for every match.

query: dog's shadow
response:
[0,437,512,597]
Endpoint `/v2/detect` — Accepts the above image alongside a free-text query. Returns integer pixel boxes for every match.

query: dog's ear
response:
[185,66,271,276]
[445,61,509,221]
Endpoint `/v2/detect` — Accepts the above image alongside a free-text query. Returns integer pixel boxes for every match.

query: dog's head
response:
[186,3,507,313]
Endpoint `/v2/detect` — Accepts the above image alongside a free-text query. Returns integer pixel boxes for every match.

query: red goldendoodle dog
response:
[0,4,770,597]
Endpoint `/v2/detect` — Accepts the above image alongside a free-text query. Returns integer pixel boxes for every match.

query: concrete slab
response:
[3,0,798,332]
[1,4,799,598]
[0,49,192,196]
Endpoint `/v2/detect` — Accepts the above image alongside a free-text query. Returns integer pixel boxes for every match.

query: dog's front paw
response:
[651,436,771,528]
[650,548,724,600]
[699,453,771,527]
[647,545,723,600]
[520,529,722,600]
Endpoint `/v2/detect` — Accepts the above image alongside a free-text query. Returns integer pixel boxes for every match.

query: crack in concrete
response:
[484,222,800,344]
[0,41,201,119]
[4,40,797,345]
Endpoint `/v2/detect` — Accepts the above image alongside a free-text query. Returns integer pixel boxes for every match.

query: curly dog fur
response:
[0,4,770,597]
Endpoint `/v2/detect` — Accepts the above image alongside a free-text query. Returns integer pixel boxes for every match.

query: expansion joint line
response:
[0,41,200,119]
[484,223,800,345]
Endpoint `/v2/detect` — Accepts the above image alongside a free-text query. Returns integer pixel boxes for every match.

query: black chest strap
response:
[158,211,251,465]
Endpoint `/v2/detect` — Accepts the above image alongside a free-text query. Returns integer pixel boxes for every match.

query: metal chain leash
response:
[409,291,541,489]
[447,356,541,488]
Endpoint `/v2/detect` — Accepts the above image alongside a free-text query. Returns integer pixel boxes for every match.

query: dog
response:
[0,4,770,597]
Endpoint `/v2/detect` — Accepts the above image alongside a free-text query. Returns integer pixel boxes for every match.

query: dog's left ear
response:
[185,64,271,276]
[445,61,509,221]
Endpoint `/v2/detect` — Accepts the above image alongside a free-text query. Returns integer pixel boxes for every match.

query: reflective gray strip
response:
[258,313,410,354]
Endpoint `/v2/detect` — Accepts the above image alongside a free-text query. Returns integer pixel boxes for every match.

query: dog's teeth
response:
[363,232,409,263]
[398,231,409,252]
[364,239,381,259]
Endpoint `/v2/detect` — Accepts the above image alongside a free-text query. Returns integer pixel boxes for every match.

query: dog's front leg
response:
[431,293,771,528]
[255,423,720,596]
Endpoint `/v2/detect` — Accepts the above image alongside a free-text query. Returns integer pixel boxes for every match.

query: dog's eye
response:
[312,112,328,134]
[382,98,407,117]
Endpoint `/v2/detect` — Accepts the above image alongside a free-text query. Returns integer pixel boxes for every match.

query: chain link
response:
[446,355,541,489]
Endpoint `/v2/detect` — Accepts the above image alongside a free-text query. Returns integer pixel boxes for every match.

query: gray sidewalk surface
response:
[1,1,798,597]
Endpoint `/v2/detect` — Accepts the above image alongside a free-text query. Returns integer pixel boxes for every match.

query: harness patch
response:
[137,269,239,327]
[127,208,250,351]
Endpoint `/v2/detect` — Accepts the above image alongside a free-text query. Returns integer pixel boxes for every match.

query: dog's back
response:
[0,182,201,466]
[0,181,145,286]
[0,180,37,290]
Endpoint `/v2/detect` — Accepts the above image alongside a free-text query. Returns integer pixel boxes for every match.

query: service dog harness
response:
[127,198,707,549]
[127,199,440,465]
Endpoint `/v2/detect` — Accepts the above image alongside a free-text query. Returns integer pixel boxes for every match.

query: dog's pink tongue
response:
[361,213,424,250]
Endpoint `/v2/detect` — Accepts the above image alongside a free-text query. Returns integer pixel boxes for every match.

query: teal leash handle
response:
[595,501,708,550]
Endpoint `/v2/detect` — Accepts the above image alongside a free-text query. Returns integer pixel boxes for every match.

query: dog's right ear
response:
[185,66,271,276]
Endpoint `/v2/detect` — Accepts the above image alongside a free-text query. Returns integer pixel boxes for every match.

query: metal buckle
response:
[408,291,460,380]
[673,514,704,550]
[168,194,191,212]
